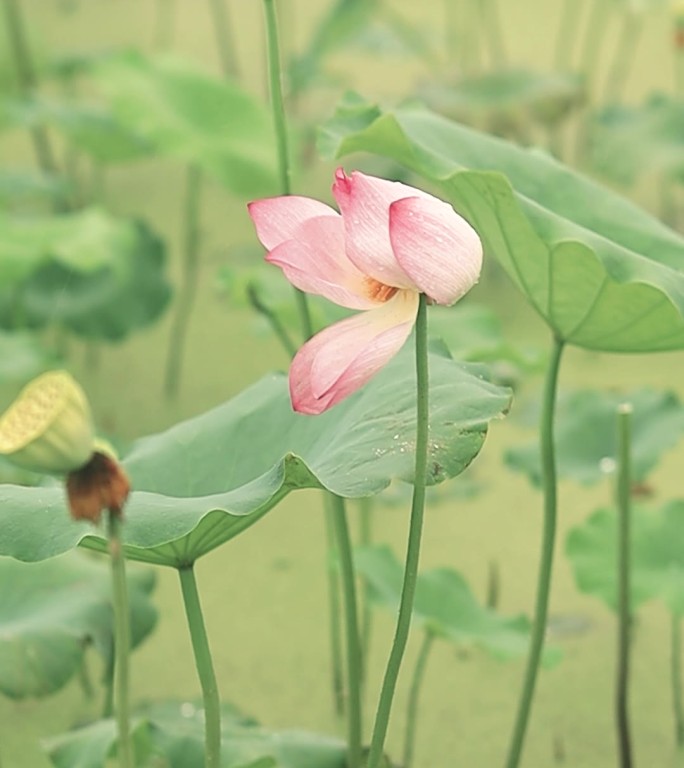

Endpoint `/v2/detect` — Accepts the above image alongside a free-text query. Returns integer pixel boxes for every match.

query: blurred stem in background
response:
[481,0,507,69]
[330,495,363,768]
[164,164,204,399]
[674,10,684,96]
[208,0,240,80]
[179,564,222,768]
[359,496,374,686]
[403,632,435,768]
[504,336,565,768]
[367,295,430,768]
[672,615,684,747]
[323,498,346,716]
[554,0,586,72]
[615,403,634,768]
[2,0,65,207]
[602,9,642,106]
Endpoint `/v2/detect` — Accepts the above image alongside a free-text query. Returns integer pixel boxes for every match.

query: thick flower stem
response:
[367,294,430,768]
[672,614,684,747]
[359,497,374,684]
[403,632,435,768]
[164,163,203,400]
[616,404,633,768]
[262,0,313,341]
[329,495,363,768]
[178,564,222,768]
[107,513,134,768]
[504,335,564,768]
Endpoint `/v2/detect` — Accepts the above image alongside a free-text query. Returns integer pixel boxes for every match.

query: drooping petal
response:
[332,168,424,290]
[390,196,483,305]
[266,215,380,310]
[248,196,338,250]
[290,291,419,414]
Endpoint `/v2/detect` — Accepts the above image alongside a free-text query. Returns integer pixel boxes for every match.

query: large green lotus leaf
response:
[0,551,156,699]
[566,501,684,614]
[0,347,510,567]
[46,701,344,768]
[591,95,684,185]
[0,209,171,341]
[354,545,559,663]
[92,51,277,196]
[506,389,684,487]
[320,93,684,352]
[0,169,70,208]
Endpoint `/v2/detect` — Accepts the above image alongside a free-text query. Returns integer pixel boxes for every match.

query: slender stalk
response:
[2,0,63,198]
[208,0,240,79]
[329,495,363,768]
[367,294,431,768]
[246,282,298,359]
[403,632,435,768]
[602,11,642,106]
[107,513,134,768]
[262,0,313,341]
[482,0,507,69]
[486,559,500,610]
[672,614,684,747]
[359,496,374,681]
[578,0,612,95]
[504,336,565,768]
[554,0,585,71]
[324,495,346,717]
[615,403,633,768]
[164,164,203,399]
[102,656,114,719]
[178,565,221,768]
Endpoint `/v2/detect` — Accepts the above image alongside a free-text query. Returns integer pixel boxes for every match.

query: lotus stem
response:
[602,11,642,106]
[262,0,313,341]
[482,0,507,69]
[672,614,684,747]
[504,335,564,768]
[208,0,240,79]
[403,632,435,768]
[615,403,633,768]
[178,564,222,768]
[246,283,298,359]
[1,0,64,205]
[164,163,203,400]
[359,496,374,684]
[554,0,586,72]
[107,513,134,768]
[329,495,363,768]
[323,494,346,716]
[367,293,430,768]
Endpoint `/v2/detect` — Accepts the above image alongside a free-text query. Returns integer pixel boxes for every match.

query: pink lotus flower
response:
[248,168,483,415]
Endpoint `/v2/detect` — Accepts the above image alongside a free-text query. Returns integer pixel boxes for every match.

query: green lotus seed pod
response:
[0,370,95,474]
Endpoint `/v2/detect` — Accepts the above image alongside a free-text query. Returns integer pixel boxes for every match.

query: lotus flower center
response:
[364,278,399,303]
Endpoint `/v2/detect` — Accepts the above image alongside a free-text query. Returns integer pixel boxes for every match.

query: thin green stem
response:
[178,565,221,768]
[403,632,435,768]
[359,496,374,683]
[482,0,507,69]
[504,335,565,768]
[486,559,500,610]
[367,294,430,768]
[107,513,134,768]
[262,0,313,341]
[602,11,642,106]
[324,495,346,717]
[578,0,612,95]
[554,0,585,71]
[616,403,633,768]
[329,495,363,768]
[208,0,240,79]
[164,164,203,400]
[246,282,298,359]
[672,614,684,747]
[2,0,64,203]
[102,656,114,719]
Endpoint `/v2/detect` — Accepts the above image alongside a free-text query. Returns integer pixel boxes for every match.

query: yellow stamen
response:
[364,278,399,303]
